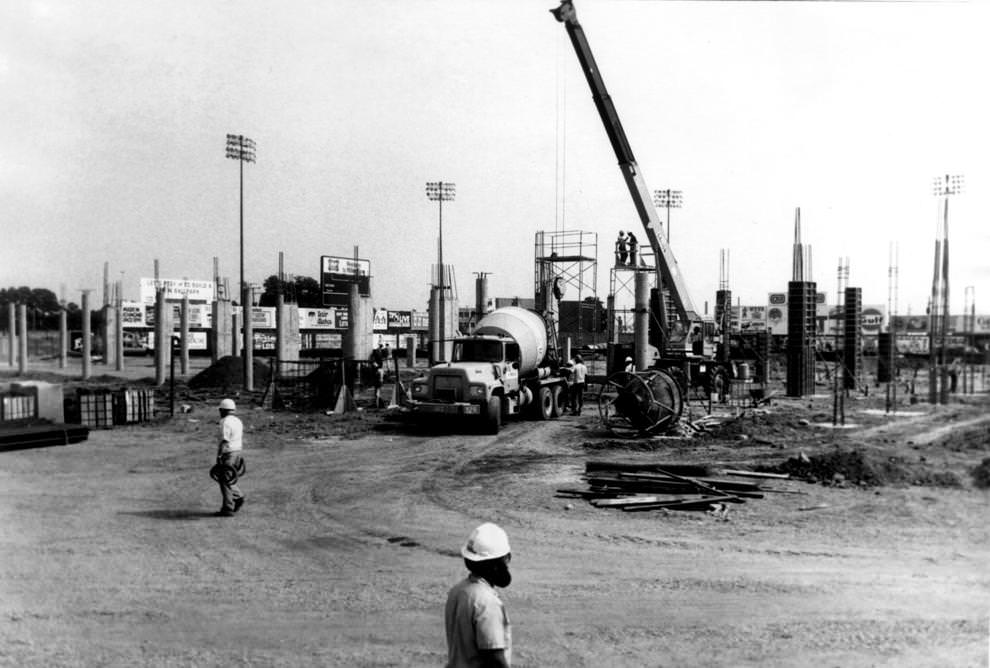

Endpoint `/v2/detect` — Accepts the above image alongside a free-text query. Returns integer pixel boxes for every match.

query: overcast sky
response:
[2,0,987,316]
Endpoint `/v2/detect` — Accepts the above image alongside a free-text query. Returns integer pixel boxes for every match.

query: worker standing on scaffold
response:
[615,231,628,265]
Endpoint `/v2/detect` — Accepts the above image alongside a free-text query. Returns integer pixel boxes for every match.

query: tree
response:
[0,286,64,330]
[258,275,324,308]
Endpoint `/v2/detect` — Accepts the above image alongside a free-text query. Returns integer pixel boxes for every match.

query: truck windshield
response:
[454,340,503,363]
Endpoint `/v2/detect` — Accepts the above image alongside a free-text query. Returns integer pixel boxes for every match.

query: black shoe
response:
[233,497,245,512]
[214,509,235,517]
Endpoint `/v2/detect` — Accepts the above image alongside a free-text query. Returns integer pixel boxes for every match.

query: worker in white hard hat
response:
[213,398,245,517]
[624,356,635,374]
[444,522,513,668]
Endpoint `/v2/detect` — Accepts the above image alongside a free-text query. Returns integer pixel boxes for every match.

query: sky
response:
[1,0,987,318]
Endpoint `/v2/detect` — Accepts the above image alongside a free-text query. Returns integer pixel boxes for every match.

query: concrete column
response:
[17,304,28,374]
[275,298,300,363]
[345,283,372,362]
[429,286,441,365]
[80,293,91,380]
[180,297,189,376]
[606,295,617,344]
[211,300,233,362]
[102,305,117,369]
[114,303,124,372]
[243,286,253,391]
[406,335,416,368]
[231,311,241,358]
[633,271,650,372]
[154,290,166,386]
[59,308,68,369]
[7,302,15,367]
[475,274,489,329]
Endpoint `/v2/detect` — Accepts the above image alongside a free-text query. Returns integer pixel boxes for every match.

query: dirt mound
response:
[971,457,990,489]
[188,356,272,390]
[775,448,962,488]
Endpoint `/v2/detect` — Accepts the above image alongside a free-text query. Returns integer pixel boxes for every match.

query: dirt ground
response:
[1,360,988,667]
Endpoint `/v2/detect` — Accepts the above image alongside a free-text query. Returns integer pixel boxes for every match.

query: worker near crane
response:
[615,231,628,265]
[445,523,513,668]
[570,354,588,415]
[624,356,635,374]
[626,231,639,266]
[212,398,245,517]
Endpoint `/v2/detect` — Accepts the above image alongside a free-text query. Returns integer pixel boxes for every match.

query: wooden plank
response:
[591,495,666,507]
[585,461,713,477]
[722,469,791,480]
[652,466,744,503]
[622,495,739,512]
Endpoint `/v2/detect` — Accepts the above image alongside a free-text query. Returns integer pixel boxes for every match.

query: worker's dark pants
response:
[572,382,586,414]
[218,452,244,511]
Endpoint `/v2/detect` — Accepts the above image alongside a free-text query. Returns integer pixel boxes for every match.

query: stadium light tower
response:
[932,174,963,403]
[653,189,682,244]
[226,133,256,390]
[426,181,455,362]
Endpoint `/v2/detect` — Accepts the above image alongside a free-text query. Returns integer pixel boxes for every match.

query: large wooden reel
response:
[597,370,684,438]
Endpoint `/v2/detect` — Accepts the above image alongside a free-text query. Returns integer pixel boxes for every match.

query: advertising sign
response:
[250,307,276,329]
[411,311,429,331]
[121,301,149,327]
[388,310,412,329]
[147,331,208,351]
[373,308,389,331]
[731,305,766,332]
[320,255,371,307]
[300,308,338,330]
[139,278,215,304]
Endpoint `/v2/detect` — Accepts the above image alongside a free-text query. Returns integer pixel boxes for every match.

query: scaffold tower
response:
[534,230,599,347]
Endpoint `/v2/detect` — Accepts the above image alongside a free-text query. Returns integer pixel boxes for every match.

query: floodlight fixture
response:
[653,188,683,244]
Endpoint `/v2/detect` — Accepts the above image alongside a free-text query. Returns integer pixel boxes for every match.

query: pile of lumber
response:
[557,460,789,513]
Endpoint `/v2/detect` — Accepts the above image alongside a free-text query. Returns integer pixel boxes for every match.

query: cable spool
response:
[597,369,684,438]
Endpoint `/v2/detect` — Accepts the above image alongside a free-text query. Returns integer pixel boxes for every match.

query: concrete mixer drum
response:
[597,369,684,438]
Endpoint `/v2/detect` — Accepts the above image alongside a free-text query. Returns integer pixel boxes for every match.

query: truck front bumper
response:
[405,401,481,416]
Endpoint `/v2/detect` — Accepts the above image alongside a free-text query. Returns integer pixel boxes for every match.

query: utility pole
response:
[226,133,257,391]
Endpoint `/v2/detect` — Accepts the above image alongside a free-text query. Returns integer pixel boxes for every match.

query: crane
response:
[551,0,700,348]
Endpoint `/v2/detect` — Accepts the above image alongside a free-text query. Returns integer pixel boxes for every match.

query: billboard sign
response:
[139,278,215,304]
[320,255,371,307]
[373,308,389,331]
[388,310,412,329]
[300,308,339,330]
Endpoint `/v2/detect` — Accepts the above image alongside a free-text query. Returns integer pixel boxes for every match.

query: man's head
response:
[618,231,625,237]
[462,523,512,588]
[218,398,236,416]
[574,354,583,364]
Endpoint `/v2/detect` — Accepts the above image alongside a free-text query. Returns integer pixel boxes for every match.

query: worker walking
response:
[570,354,588,415]
[213,398,245,517]
[445,523,513,668]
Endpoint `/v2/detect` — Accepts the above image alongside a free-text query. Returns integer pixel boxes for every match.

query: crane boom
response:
[551,0,699,339]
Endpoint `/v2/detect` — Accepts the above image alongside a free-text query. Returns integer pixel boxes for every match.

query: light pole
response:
[426,181,455,362]
[653,189,682,245]
[932,173,963,403]
[226,133,256,390]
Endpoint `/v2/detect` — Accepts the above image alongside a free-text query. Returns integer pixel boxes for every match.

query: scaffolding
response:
[534,230,599,348]
[608,246,679,344]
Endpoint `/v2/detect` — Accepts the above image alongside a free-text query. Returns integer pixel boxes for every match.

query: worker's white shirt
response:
[572,362,588,384]
[220,415,243,453]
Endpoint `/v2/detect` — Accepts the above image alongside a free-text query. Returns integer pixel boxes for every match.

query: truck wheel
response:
[537,386,553,420]
[482,396,501,434]
[550,384,564,418]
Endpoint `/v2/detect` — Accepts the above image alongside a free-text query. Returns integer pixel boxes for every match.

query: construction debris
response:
[557,461,773,515]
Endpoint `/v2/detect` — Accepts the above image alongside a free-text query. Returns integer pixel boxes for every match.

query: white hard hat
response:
[461,523,510,561]
[625,356,633,363]
[218,398,236,412]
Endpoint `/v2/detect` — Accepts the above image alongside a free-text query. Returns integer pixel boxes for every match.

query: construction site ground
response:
[1,357,988,667]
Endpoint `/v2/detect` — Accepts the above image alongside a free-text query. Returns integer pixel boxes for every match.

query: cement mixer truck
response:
[405,306,570,434]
